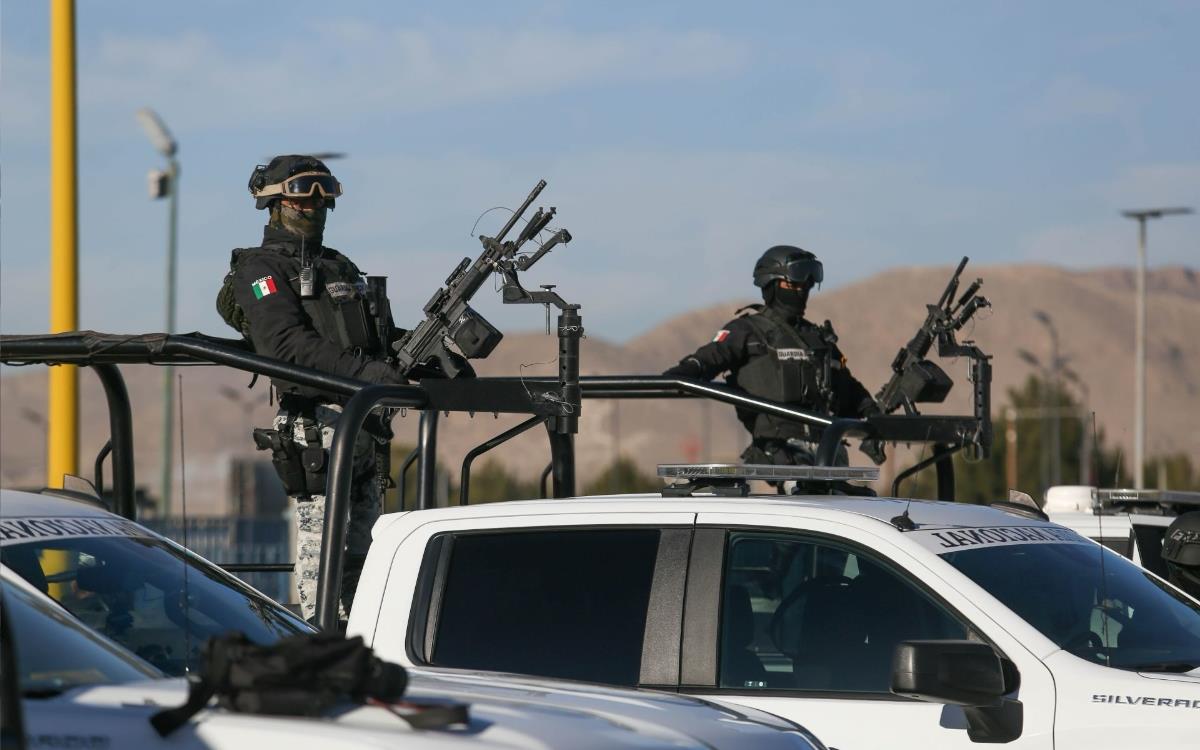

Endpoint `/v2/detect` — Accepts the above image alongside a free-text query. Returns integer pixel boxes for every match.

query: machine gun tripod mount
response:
[395,179,582,436]
[871,256,994,462]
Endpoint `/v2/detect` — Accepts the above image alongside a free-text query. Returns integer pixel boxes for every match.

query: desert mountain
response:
[2,264,1197,513]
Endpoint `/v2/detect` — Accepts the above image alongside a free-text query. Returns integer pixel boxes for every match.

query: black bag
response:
[151,632,465,736]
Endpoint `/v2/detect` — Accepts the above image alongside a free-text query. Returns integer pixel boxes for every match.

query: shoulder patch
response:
[712,329,731,343]
[252,275,279,299]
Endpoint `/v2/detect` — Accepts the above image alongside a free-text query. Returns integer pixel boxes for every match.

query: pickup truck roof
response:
[0,487,115,519]
[373,493,1049,536]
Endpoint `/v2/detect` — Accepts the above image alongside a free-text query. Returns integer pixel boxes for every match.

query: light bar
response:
[657,463,879,483]
[1097,489,1200,507]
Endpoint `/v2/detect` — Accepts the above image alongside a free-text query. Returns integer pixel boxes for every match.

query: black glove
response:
[408,351,476,380]
[664,358,703,378]
[858,400,886,465]
[358,360,407,385]
[859,438,887,465]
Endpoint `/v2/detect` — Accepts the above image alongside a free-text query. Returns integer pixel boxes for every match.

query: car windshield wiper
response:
[1121,661,1199,673]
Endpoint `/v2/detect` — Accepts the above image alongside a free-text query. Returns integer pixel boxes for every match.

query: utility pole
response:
[1004,406,1018,490]
[136,108,180,517]
[1121,207,1193,489]
[1062,368,1091,485]
[48,0,79,492]
[1033,310,1062,486]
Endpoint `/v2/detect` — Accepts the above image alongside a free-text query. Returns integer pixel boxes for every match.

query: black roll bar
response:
[396,447,420,510]
[3,331,990,634]
[459,416,546,506]
[94,363,135,519]
[94,440,113,498]
[317,384,427,630]
[891,443,962,500]
[416,410,440,510]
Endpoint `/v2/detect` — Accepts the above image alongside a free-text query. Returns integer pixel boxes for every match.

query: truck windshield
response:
[1,534,311,676]
[3,578,161,695]
[941,541,1200,671]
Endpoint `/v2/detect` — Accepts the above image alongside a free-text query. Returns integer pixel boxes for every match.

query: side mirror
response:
[892,640,1023,744]
[891,639,1005,706]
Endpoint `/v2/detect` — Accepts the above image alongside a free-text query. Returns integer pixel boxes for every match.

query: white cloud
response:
[5,23,747,144]
[1098,162,1200,209]
[801,50,946,130]
[1024,74,1137,131]
[1019,161,1199,267]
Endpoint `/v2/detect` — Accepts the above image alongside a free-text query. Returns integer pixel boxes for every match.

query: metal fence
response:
[142,516,293,604]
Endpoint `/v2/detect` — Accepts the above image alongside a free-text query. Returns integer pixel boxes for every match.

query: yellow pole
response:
[48,0,79,488]
[47,0,79,599]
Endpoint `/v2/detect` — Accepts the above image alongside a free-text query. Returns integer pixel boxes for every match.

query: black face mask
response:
[765,283,810,316]
[273,202,327,241]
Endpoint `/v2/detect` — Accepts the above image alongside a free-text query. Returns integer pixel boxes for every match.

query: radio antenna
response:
[1092,410,1110,667]
[177,373,194,675]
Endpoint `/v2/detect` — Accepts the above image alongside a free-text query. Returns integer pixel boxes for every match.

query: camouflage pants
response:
[272,403,383,622]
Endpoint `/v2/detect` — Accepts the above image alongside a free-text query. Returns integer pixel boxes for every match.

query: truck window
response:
[720,533,967,693]
[942,540,1200,670]
[430,528,661,685]
[1,535,310,675]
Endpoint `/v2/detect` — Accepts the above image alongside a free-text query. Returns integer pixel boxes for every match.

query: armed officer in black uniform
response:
[216,154,404,622]
[664,246,882,466]
[1163,511,1200,601]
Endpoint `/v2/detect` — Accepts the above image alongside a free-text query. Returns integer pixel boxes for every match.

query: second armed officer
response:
[664,245,882,466]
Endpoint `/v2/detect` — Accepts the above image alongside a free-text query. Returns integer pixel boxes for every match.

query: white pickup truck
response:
[1043,486,1200,578]
[0,486,826,750]
[346,466,1200,750]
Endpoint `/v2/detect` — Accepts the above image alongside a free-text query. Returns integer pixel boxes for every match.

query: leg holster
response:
[253,422,328,498]
[299,424,328,496]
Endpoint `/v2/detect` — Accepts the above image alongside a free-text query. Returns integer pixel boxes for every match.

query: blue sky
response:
[2,1,1197,341]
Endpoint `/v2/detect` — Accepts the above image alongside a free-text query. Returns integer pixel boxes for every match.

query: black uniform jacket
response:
[665,306,875,438]
[231,225,402,402]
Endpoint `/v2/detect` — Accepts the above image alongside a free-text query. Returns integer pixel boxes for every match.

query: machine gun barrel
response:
[495,179,546,243]
[937,256,969,310]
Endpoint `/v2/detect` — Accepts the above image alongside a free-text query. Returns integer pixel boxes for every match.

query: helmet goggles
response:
[781,257,823,287]
[254,171,342,201]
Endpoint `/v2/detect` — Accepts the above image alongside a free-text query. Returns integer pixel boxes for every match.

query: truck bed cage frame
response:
[1,330,990,630]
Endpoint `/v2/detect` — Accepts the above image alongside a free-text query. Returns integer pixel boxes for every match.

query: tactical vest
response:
[217,244,385,358]
[730,305,837,440]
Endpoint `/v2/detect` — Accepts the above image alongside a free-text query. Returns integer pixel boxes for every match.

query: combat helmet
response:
[753,245,824,289]
[247,154,342,210]
[1163,511,1200,598]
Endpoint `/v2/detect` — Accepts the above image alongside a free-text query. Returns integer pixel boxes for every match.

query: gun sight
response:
[446,257,471,286]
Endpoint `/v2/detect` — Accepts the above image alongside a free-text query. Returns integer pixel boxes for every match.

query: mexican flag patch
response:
[712,329,730,343]
[252,276,278,299]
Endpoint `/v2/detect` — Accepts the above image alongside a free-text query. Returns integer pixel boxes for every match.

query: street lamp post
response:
[1062,367,1092,485]
[1032,310,1064,486]
[136,108,179,518]
[1121,207,1193,489]
[1018,348,1052,496]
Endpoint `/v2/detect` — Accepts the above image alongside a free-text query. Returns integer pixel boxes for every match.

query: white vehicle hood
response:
[406,667,822,747]
[1044,650,1200,744]
[45,675,821,749]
